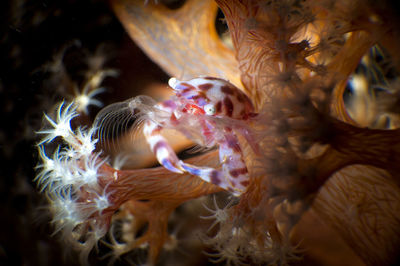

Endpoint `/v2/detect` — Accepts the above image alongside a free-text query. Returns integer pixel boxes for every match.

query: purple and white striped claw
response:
[180,162,242,196]
[143,120,183,174]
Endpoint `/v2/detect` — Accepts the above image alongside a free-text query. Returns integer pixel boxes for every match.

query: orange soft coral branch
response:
[284,118,400,198]
[215,1,400,264]
[104,150,222,204]
[216,0,317,108]
[117,200,181,264]
[327,120,400,178]
[96,150,222,263]
[328,31,382,121]
[111,0,241,87]
[314,166,400,265]
[216,0,273,107]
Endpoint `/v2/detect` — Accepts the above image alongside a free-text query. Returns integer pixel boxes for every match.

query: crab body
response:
[143,77,257,195]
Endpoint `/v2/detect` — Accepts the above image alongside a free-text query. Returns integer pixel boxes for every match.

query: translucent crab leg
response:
[219,131,250,191]
[180,163,241,195]
[180,131,249,196]
[143,100,184,174]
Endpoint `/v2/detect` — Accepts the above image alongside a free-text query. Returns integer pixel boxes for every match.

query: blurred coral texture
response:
[2,0,400,265]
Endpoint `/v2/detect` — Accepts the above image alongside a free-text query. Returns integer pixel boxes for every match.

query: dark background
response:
[0,0,170,265]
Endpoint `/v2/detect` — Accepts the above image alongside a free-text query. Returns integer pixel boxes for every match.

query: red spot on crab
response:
[198,83,213,91]
[184,103,205,115]
[225,135,241,152]
[221,85,234,95]
[236,92,247,103]
[215,101,222,113]
[210,171,221,185]
[203,77,221,81]
[150,125,163,136]
[229,168,248,178]
[240,180,250,187]
[223,97,234,117]
[177,82,196,90]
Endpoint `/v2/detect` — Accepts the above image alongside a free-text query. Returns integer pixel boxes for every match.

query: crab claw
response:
[160,158,184,174]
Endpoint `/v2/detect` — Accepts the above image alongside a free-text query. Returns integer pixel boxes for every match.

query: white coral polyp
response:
[94,193,110,212]
[77,153,105,187]
[38,101,78,144]
[36,100,112,259]
[74,87,105,115]
[75,127,98,156]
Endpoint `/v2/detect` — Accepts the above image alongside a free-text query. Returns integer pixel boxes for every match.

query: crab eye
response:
[204,104,216,115]
[168,77,178,89]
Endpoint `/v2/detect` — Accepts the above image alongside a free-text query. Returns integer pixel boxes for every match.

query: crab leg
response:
[219,131,250,191]
[180,130,249,196]
[143,100,185,173]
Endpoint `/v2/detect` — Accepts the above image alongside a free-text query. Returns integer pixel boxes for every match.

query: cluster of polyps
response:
[36,102,115,258]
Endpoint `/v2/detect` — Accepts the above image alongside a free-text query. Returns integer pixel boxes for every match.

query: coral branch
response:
[106,150,222,204]
[111,0,241,86]
[314,166,400,265]
[329,31,381,121]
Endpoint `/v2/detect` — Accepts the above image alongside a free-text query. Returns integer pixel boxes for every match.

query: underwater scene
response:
[1,0,400,265]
